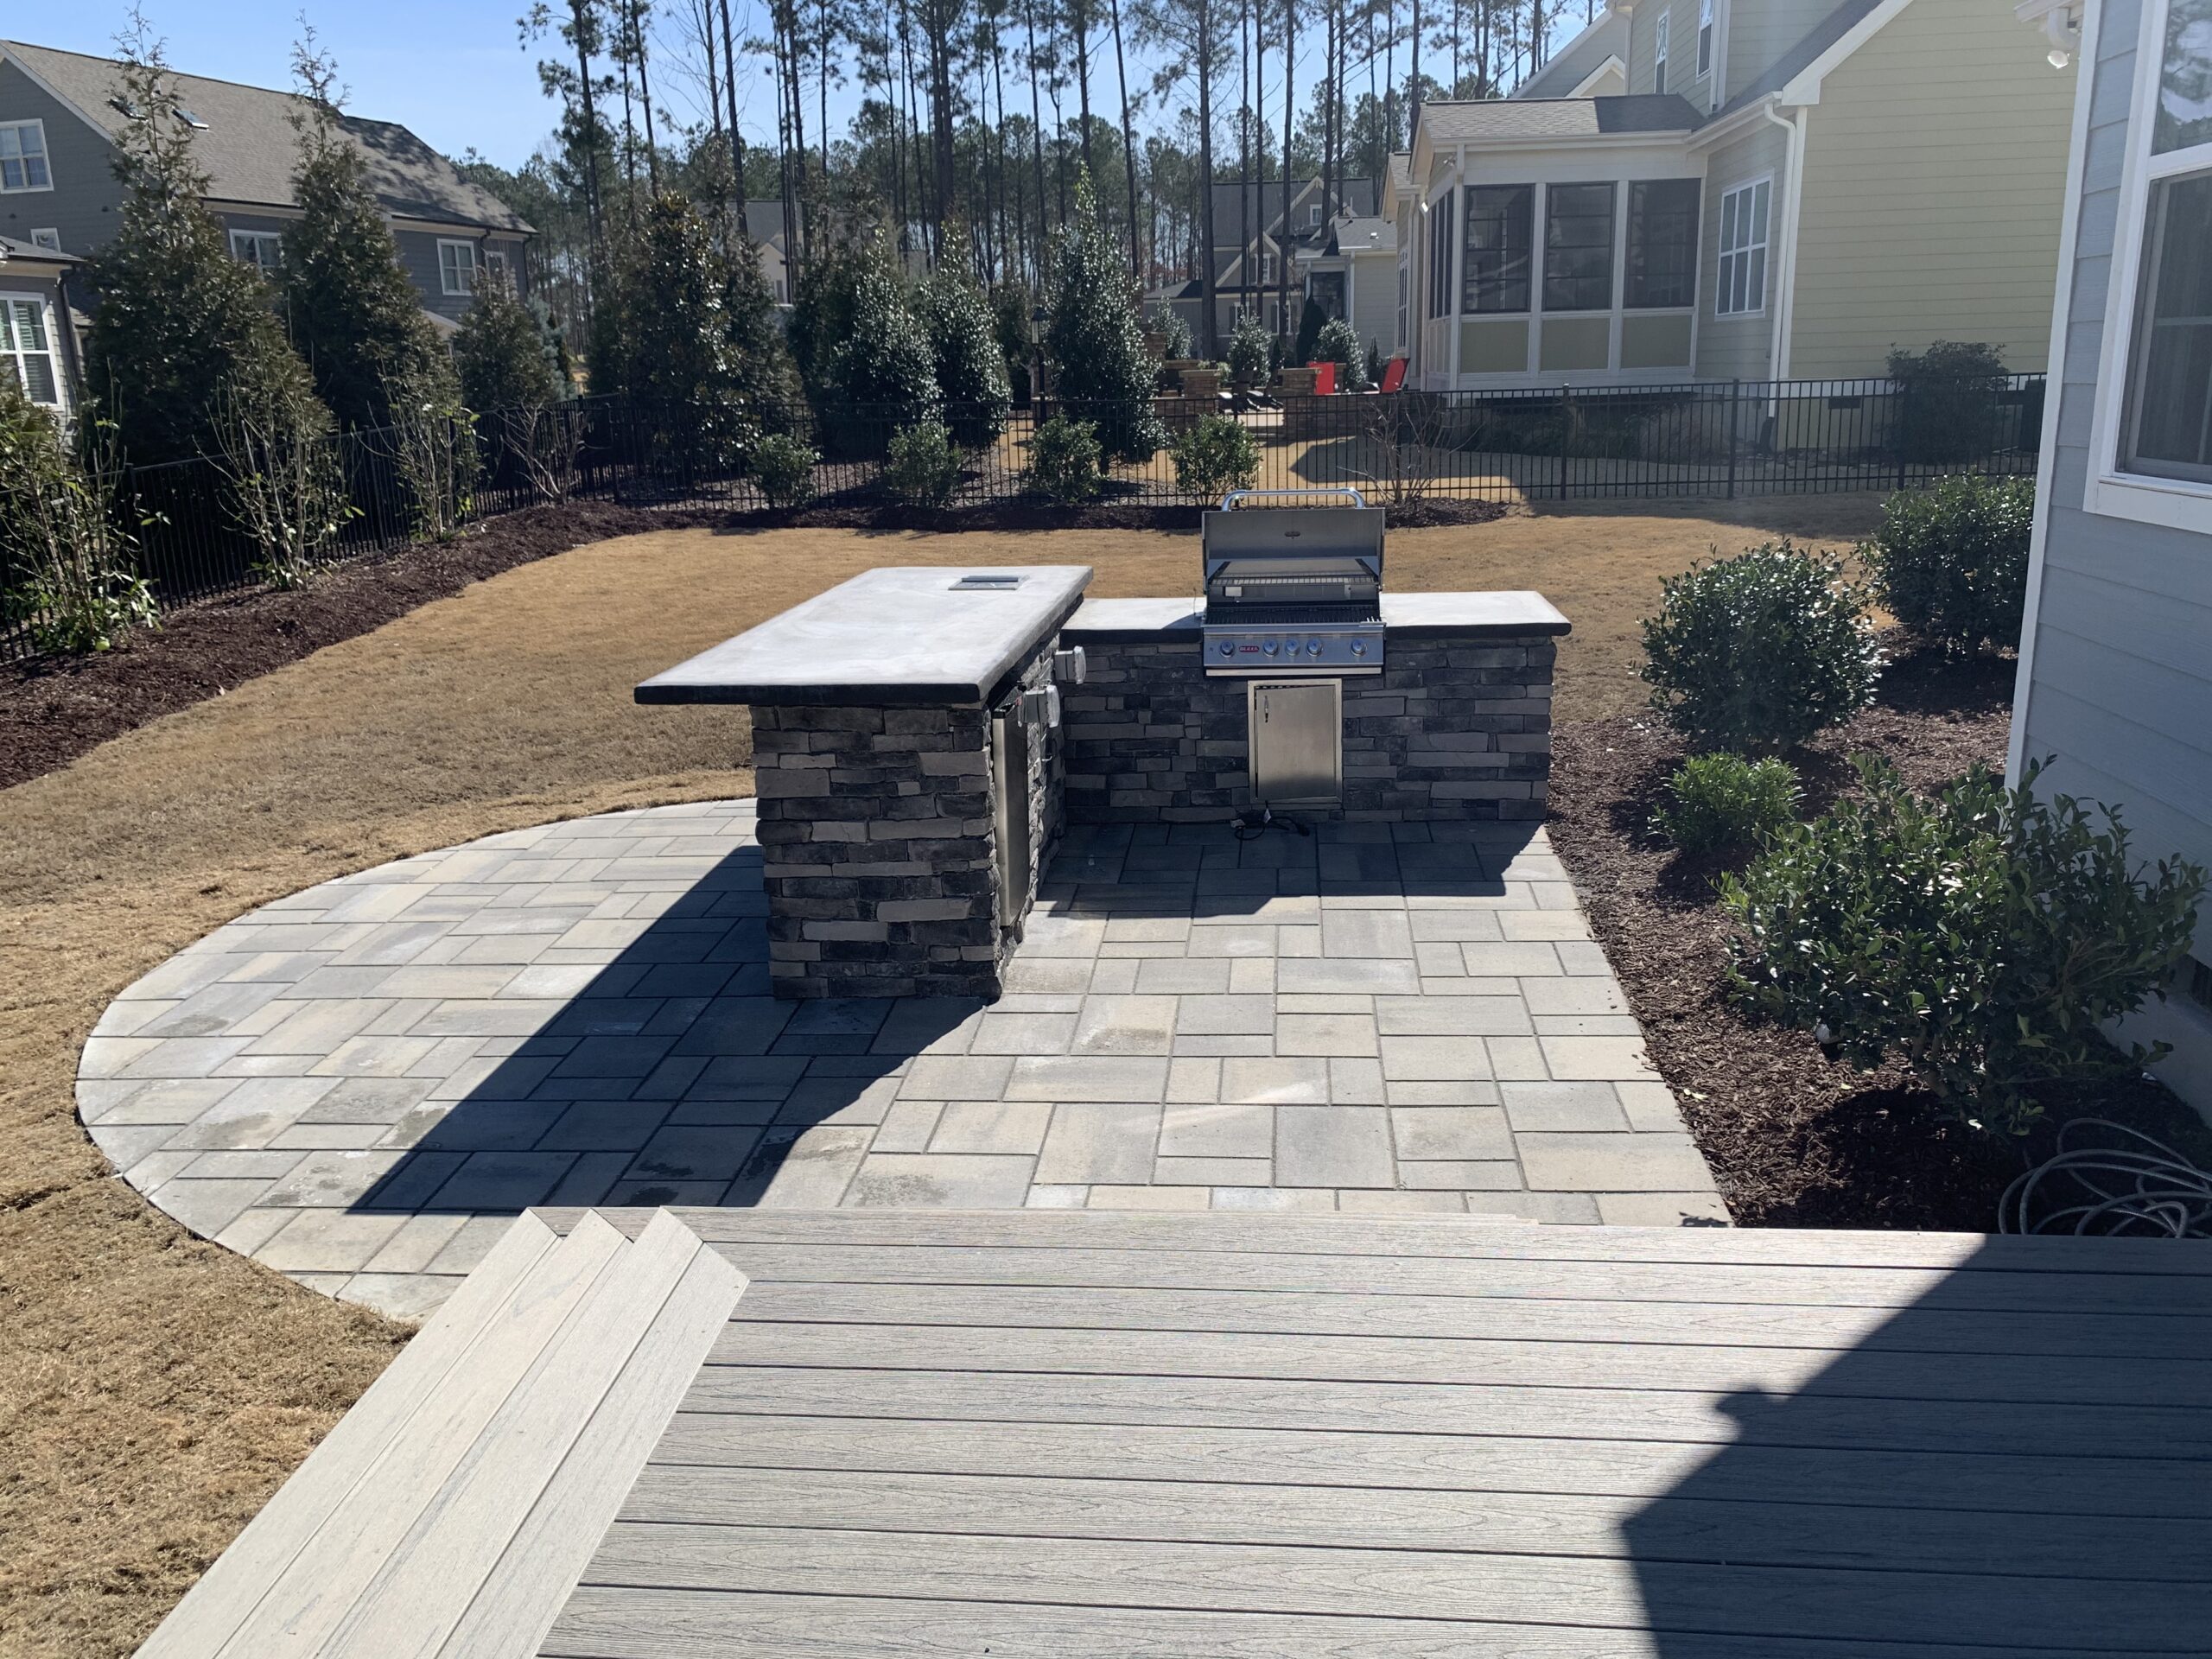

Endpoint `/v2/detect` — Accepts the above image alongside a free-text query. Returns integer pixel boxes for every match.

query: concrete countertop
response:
[1062,590,1571,640]
[636,565,1094,707]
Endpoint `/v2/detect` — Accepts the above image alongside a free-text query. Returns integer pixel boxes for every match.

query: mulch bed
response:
[715,496,1508,533]
[1548,640,2212,1230]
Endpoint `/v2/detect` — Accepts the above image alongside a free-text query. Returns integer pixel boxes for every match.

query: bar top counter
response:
[1062,590,1573,640]
[636,565,1094,707]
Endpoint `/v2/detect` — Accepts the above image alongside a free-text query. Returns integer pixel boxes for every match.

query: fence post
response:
[1897,378,1911,491]
[1726,379,1740,499]
[1557,384,1573,502]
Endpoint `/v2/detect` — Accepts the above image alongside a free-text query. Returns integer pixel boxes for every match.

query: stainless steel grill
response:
[1201,488,1385,677]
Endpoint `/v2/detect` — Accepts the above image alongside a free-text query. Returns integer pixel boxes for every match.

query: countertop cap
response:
[637,565,1095,706]
[1061,590,1571,639]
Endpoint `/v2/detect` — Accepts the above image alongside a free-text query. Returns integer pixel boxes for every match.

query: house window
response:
[1460,183,1531,314]
[438,238,480,296]
[1698,0,1714,78]
[2120,2,2212,481]
[1626,179,1700,308]
[29,228,60,251]
[229,229,283,275]
[1655,12,1670,94]
[0,120,52,193]
[1542,182,1616,313]
[1715,177,1770,316]
[1427,188,1456,319]
[1396,264,1408,349]
[0,294,61,406]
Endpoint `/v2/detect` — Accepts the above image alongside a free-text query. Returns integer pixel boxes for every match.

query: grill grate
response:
[1205,602,1379,626]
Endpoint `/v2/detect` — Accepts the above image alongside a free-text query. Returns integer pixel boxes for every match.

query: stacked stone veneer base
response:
[1063,629,1555,823]
[753,639,1061,1000]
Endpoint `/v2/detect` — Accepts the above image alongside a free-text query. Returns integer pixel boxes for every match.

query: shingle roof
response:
[1388,150,1413,198]
[0,40,531,233]
[1330,216,1395,255]
[1419,94,1703,142]
[1512,9,1630,100]
[0,232,78,265]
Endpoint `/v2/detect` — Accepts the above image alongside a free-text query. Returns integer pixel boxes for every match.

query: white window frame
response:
[0,118,54,194]
[29,228,60,251]
[1309,202,1323,227]
[228,228,283,275]
[2087,0,2212,531]
[1698,0,1715,78]
[0,289,66,409]
[437,238,480,297]
[1655,12,1671,94]
[1714,174,1770,319]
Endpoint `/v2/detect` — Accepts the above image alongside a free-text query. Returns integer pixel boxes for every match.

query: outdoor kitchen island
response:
[637,516,1569,1000]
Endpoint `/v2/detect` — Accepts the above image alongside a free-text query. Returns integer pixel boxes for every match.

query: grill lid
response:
[1202,489,1384,600]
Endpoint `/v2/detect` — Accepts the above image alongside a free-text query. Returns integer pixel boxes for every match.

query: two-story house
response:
[1152,175,1382,352]
[1391,0,2078,389]
[0,40,532,346]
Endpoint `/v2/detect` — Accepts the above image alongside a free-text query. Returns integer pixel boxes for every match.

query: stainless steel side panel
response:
[991,707,1033,936]
[1248,678,1344,806]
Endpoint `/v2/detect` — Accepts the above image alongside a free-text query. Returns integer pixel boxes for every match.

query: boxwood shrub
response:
[1865,475,2034,654]
[1653,753,1801,854]
[1029,413,1102,503]
[748,432,818,509]
[1171,415,1260,501]
[886,419,963,508]
[1720,757,2205,1136]
[1641,542,1883,752]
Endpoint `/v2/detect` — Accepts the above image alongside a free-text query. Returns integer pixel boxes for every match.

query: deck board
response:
[536,1210,2212,1658]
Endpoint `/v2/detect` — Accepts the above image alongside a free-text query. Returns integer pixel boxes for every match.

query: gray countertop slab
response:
[1062,591,1571,640]
[636,565,1094,706]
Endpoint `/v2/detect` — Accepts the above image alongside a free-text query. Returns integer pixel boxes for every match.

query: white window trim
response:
[1655,12,1671,94]
[1698,0,1716,78]
[29,227,60,251]
[437,237,480,297]
[228,228,283,272]
[1713,173,1772,321]
[2085,0,2212,532]
[0,116,54,194]
[0,288,66,409]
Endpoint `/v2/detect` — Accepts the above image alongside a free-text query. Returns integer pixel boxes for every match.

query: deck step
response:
[135,1211,743,1659]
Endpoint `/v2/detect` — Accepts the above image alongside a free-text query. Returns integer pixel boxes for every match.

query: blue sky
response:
[27,1,798,170]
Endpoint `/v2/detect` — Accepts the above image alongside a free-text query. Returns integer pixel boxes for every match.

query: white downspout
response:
[1761,101,1808,382]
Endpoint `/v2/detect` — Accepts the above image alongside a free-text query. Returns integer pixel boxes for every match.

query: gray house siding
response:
[0,60,119,256]
[2014,0,2212,1114]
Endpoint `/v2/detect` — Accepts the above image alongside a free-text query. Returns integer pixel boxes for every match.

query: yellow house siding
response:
[1787,0,2075,376]
[1627,0,1716,102]
[1694,122,1789,379]
[1726,0,1840,97]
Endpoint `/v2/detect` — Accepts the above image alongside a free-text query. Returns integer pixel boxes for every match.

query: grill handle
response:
[1218,487,1368,511]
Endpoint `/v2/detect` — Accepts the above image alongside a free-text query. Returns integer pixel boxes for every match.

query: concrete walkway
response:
[77,801,1723,1317]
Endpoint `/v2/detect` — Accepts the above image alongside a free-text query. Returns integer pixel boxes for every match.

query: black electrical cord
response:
[1231,807,1312,842]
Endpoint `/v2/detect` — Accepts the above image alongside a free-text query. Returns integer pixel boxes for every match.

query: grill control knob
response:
[1217,640,1236,657]
[1350,639,1368,657]
[1306,638,1322,655]
[1262,639,1279,655]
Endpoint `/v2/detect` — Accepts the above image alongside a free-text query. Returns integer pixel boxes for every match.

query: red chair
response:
[1313,360,1337,396]
[1376,356,1407,394]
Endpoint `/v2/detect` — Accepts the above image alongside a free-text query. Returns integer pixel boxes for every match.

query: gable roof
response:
[1325,216,1396,256]
[1710,0,1887,119]
[0,40,531,234]
[1513,9,1633,100]
[0,232,79,267]
[1419,94,1703,141]
[1209,176,1380,248]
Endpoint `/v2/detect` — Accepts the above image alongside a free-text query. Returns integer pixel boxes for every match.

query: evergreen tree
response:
[829,236,940,436]
[280,35,457,429]
[84,32,328,467]
[1045,171,1164,463]
[454,270,565,414]
[787,239,862,408]
[720,231,803,427]
[917,262,1012,447]
[622,193,752,475]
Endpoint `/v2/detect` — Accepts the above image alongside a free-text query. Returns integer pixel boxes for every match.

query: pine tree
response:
[84,33,329,467]
[454,270,563,410]
[281,35,458,429]
[623,193,752,475]
[917,260,1012,446]
[1045,170,1164,462]
[830,235,940,436]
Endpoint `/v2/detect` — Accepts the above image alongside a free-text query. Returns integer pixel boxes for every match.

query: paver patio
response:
[77,799,1722,1317]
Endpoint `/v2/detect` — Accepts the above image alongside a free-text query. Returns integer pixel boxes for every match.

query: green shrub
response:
[1887,340,2008,466]
[1029,413,1102,503]
[830,237,940,439]
[1721,758,2205,1137]
[1865,475,2034,654]
[0,388,156,653]
[1226,313,1271,388]
[1170,415,1260,501]
[1653,753,1801,853]
[750,431,818,508]
[918,267,1013,446]
[1641,542,1883,752]
[886,419,963,507]
[1149,305,1192,360]
[1313,317,1370,391]
[1046,173,1165,462]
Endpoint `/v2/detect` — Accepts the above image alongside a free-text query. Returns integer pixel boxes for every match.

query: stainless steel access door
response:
[1248,678,1344,807]
[990,704,1033,936]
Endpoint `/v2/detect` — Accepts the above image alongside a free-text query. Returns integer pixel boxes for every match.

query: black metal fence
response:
[3,374,2043,664]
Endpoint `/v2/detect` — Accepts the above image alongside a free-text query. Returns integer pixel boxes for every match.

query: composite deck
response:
[137,1207,2212,1656]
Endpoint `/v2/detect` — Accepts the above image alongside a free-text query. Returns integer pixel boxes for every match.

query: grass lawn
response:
[0,493,1881,1656]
